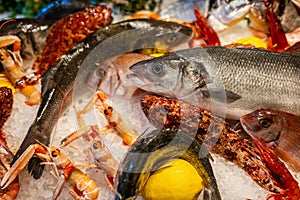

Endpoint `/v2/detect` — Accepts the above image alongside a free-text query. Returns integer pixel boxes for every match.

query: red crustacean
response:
[33,5,112,76]
[141,94,300,199]
[0,87,19,199]
[0,87,13,128]
[189,8,221,47]
[264,0,290,52]
[0,130,19,200]
[254,138,300,200]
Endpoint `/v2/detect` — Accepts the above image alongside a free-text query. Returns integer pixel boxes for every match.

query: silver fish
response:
[159,0,212,21]
[208,0,300,33]
[208,0,252,31]
[240,109,300,171]
[128,46,300,120]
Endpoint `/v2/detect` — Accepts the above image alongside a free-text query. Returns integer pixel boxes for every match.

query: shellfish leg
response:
[254,138,300,200]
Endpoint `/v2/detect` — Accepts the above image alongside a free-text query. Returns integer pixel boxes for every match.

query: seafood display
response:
[12,18,192,180]
[241,109,300,171]
[0,0,299,199]
[140,94,300,198]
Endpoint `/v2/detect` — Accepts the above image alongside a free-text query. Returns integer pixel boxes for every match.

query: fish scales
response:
[130,47,300,119]
[12,19,192,178]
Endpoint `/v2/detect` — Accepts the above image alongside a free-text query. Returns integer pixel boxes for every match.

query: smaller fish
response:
[240,109,300,171]
[159,0,212,22]
[208,0,252,31]
[88,53,153,97]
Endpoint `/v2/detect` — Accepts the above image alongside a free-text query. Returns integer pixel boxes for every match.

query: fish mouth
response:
[240,117,252,133]
[127,73,160,92]
[127,73,151,88]
[127,73,176,98]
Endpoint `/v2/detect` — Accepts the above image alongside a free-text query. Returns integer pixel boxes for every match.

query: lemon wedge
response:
[141,159,204,200]
[234,37,267,49]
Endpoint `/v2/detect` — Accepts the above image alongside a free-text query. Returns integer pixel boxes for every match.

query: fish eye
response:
[258,118,273,128]
[150,63,165,76]
[95,67,106,79]
[166,34,177,44]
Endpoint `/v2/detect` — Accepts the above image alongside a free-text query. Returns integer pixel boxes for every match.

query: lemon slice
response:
[234,37,267,49]
[141,159,204,200]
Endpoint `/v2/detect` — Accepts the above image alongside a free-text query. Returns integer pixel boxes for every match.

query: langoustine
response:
[0,35,41,105]
[0,143,99,200]
[240,109,300,171]
[141,94,300,198]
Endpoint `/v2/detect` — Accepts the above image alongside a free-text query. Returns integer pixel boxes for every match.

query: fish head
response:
[128,52,211,100]
[240,109,285,144]
[128,50,216,103]
[209,0,251,30]
[128,54,181,97]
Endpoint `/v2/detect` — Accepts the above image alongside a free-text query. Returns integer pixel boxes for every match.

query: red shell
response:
[0,87,13,129]
[33,5,112,76]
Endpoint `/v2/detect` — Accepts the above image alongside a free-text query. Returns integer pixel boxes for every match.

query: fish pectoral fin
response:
[28,157,45,179]
[200,88,241,103]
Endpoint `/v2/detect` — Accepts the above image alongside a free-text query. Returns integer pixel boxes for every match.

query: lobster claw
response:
[1,145,37,189]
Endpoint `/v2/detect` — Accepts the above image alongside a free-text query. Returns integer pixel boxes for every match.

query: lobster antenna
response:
[0,19,16,30]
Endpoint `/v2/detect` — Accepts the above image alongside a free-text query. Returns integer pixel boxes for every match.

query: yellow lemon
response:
[150,53,165,57]
[141,159,204,200]
[234,37,267,49]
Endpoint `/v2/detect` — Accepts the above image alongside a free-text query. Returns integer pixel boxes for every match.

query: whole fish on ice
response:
[11,19,192,179]
[129,46,300,119]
